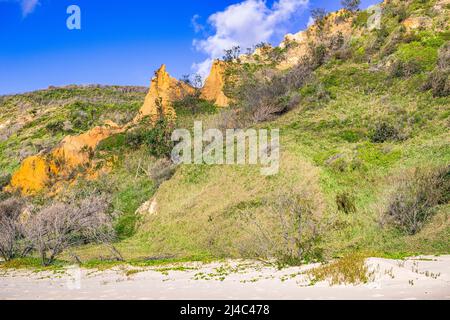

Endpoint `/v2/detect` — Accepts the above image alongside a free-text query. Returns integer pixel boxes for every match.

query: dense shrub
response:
[97,119,174,158]
[150,158,177,187]
[336,192,356,214]
[97,133,127,152]
[45,120,65,134]
[391,41,440,77]
[144,117,174,158]
[389,59,422,78]
[227,62,313,125]
[369,121,402,143]
[0,173,11,191]
[384,166,450,235]
[68,101,101,132]
[173,98,217,116]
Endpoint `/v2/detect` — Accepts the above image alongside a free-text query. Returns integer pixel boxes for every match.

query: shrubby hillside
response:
[0,0,448,267]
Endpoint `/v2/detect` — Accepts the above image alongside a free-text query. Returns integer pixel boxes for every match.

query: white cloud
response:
[20,0,39,16]
[307,16,314,27]
[191,14,204,33]
[192,0,309,78]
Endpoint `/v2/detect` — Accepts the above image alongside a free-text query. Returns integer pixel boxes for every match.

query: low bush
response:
[384,166,450,235]
[97,133,127,152]
[241,190,323,266]
[336,192,356,214]
[0,173,11,191]
[0,197,28,261]
[308,253,373,285]
[150,158,177,187]
[369,121,402,143]
[144,118,174,158]
[228,62,313,125]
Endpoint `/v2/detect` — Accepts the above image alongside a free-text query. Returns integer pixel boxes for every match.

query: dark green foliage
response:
[389,59,422,77]
[68,101,102,132]
[0,173,11,191]
[144,117,174,158]
[310,44,328,67]
[45,120,65,134]
[97,133,127,152]
[370,122,402,143]
[339,130,363,143]
[173,98,217,116]
[114,214,139,239]
[336,192,356,214]
[353,10,368,28]
[385,166,450,235]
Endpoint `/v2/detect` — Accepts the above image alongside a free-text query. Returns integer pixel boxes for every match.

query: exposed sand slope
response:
[1,256,449,300]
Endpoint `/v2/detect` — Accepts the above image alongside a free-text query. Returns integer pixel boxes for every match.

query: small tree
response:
[311,8,327,22]
[341,0,361,12]
[223,46,241,62]
[0,197,28,261]
[25,196,114,266]
[145,101,174,158]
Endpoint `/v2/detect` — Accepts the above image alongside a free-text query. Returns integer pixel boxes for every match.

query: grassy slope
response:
[119,60,448,262]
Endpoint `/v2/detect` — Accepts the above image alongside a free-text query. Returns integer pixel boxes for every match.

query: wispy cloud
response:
[1,0,40,17]
[192,0,309,78]
[191,14,204,33]
[20,0,39,17]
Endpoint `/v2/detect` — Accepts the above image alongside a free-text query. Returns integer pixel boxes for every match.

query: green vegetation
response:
[307,253,373,285]
[0,1,448,269]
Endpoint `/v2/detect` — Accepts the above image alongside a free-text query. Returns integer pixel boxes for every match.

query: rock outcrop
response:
[7,121,123,195]
[200,60,229,107]
[277,9,356,70]
[134,64,194,123]
[402,16,433,31]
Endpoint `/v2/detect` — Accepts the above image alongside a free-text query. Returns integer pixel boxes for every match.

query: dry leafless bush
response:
[150,158,177,187]
[384,166,449,235]
[25,195,116,265]
[232,63,313,126]
[0,197,29,261]
[240,190,323,266]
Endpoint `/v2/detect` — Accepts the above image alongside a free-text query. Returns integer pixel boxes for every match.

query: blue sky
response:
[0,0,379,94]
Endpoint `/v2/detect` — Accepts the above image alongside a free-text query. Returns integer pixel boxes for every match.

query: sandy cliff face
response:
[134,64,195,123]
[7,121,123,195]
[7,64,224,195]
[278,10,356,69]
[200,60,229,107]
